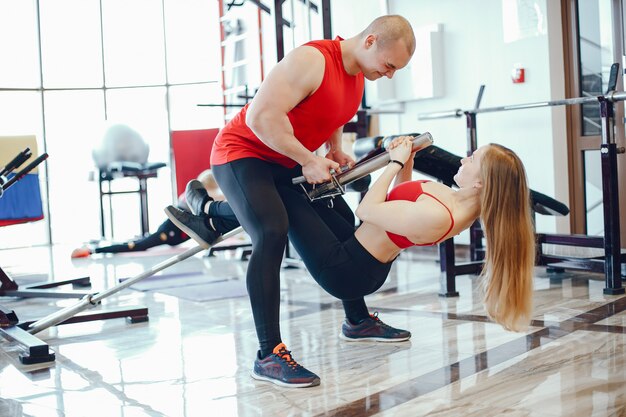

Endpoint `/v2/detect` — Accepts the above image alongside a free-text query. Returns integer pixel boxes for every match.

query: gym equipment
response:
[0,147,151,363]
[420,69,626,295]
[92,124,150,170]
[0,141,95,299]
[292,132,434,201]
[1,226,244,364]
[93,124,167,238]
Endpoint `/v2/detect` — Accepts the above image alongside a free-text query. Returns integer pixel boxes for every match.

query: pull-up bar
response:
[419,90,626,120]
[420,63,624,121]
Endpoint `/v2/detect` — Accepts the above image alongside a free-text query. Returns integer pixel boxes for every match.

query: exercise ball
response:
[92,123,150,169]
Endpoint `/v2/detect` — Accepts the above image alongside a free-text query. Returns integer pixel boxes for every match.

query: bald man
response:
[166,15,416,388]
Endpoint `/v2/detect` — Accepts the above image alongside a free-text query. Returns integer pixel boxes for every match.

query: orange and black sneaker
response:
[251,343,320,388]
[340,312,411,342]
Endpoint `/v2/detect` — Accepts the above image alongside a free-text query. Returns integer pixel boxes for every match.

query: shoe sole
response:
[164,207,211,249]
[186,180,205,216]
[339,332,411,342]
[250,371,320,388]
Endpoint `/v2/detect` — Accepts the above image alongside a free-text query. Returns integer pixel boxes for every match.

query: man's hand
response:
[325,149,355,169]
[302,155,340,184]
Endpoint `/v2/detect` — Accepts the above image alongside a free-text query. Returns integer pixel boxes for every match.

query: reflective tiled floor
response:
[1,242,626,416]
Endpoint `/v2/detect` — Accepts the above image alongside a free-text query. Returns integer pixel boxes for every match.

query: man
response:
[166,15,416,388]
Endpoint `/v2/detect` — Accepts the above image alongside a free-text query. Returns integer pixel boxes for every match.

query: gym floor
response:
[1,241,625,416]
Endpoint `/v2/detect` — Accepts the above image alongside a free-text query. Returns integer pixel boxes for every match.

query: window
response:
[0,0,223,248]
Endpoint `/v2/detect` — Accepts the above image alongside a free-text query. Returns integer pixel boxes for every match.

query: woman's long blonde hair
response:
[480,144,535,331]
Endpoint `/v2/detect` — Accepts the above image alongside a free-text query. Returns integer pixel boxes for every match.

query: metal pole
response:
[419,91,626,120]
[291,132,433,188]
[465,112,483,262]
[274,0,285,61]
[598,98,624,294]
[27,227,245,335]
[291,133,433,202]
[321,0,331,39]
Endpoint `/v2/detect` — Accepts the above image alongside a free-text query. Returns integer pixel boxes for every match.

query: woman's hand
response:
[387,136,413,164]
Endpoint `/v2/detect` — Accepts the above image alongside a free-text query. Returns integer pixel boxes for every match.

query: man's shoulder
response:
[286,43,327,67]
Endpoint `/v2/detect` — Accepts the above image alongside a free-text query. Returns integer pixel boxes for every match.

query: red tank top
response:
[210,38,365,168]
[385,180,455,248]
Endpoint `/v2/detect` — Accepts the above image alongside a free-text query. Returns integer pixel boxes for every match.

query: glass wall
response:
[577,0,615,136]
[0,0,223,248]
[577,0,617,236]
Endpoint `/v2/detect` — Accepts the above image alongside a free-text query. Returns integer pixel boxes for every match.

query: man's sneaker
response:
[185,179,213,216]
[164,205,220,249]
[340,312,411,342]
[251,343,320,388]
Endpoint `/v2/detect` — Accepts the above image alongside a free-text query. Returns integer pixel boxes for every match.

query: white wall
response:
[333,0,569,236]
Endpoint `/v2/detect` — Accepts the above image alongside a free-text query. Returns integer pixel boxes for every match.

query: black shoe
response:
[340,312,411,342]
[164,205,219,249]
[185,179,213,216]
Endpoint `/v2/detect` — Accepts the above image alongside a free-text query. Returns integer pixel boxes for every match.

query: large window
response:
[0,0,223,247]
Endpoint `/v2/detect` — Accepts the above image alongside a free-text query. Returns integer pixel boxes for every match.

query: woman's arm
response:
[355,136,450,240]
[393,149,414,187]
[355,136,412,222]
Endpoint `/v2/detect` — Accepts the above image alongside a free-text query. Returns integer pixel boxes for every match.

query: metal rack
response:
[419,75,625,296]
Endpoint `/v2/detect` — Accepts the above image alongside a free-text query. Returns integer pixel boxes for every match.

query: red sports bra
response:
[385,180,454,248]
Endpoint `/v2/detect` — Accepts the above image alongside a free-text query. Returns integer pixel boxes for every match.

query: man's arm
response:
[246,46,339,183]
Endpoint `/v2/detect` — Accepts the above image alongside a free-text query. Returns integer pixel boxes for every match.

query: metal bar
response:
[0,148,31,177]
[597,98,624,294]
[419,109,464,120]
[139,178,150,236]
[0,326,55,364]
[465,113,483,261]
[537,233,604,248]
[601,151,624,290]
[274,0,285,61]
[293,133,433,186]
[419,91,626,120]
[20,306,149,328]
[27,227,245,335]
[438,239,459,297]
[2,153,48,191]
[321,0,331,39]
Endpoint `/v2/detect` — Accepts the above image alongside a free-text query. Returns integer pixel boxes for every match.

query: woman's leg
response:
[94,219,188,253]
[278,185,387,300]
[207,201,240,234]
[279,184,410,341]
[297,193,386,322]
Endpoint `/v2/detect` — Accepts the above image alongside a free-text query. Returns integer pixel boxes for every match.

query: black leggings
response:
[213,158,374,357]
[278,185,392,300]
[94,219,188,253]
[207,200,240,234]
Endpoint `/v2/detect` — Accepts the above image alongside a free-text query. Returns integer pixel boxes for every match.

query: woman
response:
[168,137,535,332]
[72,170,237,258]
